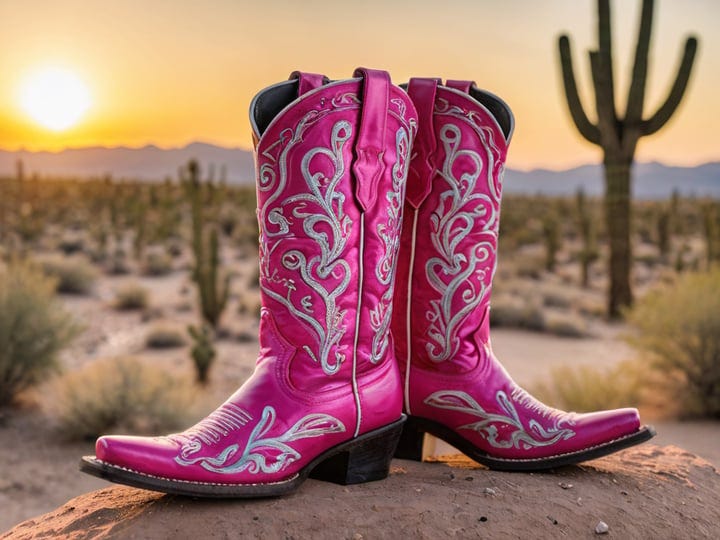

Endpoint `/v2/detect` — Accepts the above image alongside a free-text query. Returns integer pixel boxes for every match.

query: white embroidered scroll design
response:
[175,405,345,474]
[425,390,576,450]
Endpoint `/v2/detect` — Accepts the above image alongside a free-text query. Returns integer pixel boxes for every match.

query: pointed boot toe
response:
[92,435,175,473]
[574,407,642,443]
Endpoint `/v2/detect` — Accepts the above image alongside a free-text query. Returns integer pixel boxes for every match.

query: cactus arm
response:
[625,0,654,126]
[641,37,698,137]
[558,35,601,146]
[597,0,616,117]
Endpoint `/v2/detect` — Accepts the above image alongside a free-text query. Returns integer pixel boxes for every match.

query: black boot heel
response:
[310,417,405,485]
[393,415,425,461]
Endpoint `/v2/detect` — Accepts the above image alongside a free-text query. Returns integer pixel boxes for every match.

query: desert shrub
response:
[634,252,662,268]
[146,324,187,349]
[57,233,86,255]
[626,270,720,418]
[514,253,546,280]
[39,255,98,294]
[113,282,149,310]
[576,297,606,318]
[140,306,165,322]
[142,250,173,276]
[0,261,78,406]
[540,286,574,309]
[543,312,590,338]
[490,294,545,331]
[235,329,256,343]
[50,357,196,440]
[532,361,644,413]
[165,239,184,258]
[106,250,131,275]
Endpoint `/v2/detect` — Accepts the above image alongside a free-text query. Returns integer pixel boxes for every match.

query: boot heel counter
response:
[356,355,403,434]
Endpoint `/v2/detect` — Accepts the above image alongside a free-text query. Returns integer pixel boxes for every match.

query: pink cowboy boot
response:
[392,78,654,471]
[80,68,418,496]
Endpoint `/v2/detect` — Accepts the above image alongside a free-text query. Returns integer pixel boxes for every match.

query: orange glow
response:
[0,0,716,170]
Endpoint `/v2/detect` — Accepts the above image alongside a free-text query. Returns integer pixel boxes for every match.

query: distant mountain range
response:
[0,142,256,184]
[505,161,720,199]
[1,142,718,199]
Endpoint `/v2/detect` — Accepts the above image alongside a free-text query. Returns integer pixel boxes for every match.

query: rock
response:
[595,520,609,534]
[3,446,719,540]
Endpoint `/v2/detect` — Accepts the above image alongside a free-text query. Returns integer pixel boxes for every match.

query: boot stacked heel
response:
[310,418,405,485]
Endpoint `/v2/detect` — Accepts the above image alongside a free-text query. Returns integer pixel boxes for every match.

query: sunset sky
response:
[0,0,718,171]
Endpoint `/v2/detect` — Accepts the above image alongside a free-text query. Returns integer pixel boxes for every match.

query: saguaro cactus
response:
[558,0,698,317]
[181,160,229,329]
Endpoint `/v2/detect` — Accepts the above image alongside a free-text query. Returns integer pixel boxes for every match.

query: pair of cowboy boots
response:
[81,68,654,497]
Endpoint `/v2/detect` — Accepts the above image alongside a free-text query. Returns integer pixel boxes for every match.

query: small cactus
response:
[132,194,148,262]
[576,189,599,287]
[541,211,560,273]
[701,202,719,269]
[181,160,230,329]
[656,208,671,261]
[188,324,216,384]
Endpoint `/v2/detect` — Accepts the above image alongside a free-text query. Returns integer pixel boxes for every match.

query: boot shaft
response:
[393,79,513,374]
[251,70,417,394]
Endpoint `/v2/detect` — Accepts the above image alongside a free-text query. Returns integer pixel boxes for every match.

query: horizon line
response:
[1,141,719,174]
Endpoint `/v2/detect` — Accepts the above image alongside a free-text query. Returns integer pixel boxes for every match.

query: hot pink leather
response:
[93,68,418,486]
[405,78,439,209]
[392,79,641,460]
[445,79,473,93]
[289,71,327,96]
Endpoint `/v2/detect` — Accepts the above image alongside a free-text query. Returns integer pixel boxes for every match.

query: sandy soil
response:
[3,446,719,539]
[1,265,718,534]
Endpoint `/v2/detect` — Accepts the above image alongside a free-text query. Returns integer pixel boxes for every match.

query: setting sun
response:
[18,67,91,132]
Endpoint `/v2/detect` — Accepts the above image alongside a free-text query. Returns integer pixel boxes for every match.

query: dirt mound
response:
[3,445,718,539]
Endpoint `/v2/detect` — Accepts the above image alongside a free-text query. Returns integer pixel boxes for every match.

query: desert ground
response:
[5,446,720,540]
[1,265,718,533]
[1,184,718,536]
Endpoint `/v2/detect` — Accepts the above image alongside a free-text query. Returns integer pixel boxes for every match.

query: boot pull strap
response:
[445,79,475,94]
[288,71,329,96]
[352,67,390,211]
[405,77,440,209]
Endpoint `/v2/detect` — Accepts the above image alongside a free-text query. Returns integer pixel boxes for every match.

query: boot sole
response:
[395,415,656,471]
[79,416,405,498]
